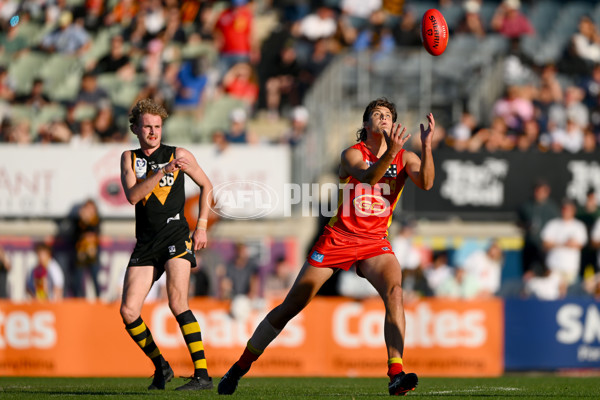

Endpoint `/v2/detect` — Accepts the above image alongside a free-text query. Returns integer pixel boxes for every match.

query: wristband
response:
[197,218,208,230]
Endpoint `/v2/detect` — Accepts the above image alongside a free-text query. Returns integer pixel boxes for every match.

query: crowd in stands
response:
[0,0,598,152]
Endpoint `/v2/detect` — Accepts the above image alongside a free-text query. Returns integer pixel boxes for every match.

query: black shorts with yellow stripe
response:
[128,228,196,280]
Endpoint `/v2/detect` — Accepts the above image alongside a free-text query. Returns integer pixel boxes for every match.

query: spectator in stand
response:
[571,15,600,68]
[92,34,135,81]
[392,6,421,48]
[581,64,600,110]
[549,86,589,132]
[423,250,453,296]
[592,217,600,276]
[219,242,261,316]
[265,41,302,119]
[547,118,585,154]
[339,0,382,31]
[162,5,188,45]
[222,107,257,144]
[104,0,138,28]
[279,105,309,147]
[435,266,480,299]
[468,117,514,152]
[352,9,396,61]
[490,0,534,40]
[0,66,15,102]
[516,118,541,152]
[577,189,600,275]
[492,85,534,134]
[14,78,52,111]
[75,72,111,109]
[94,103,123,142]
[541,198,588,287]
[391,220,422,272]
[523,264,565,300]
[0,14,28,57]
[298,37,334,100]
[517,180,561,274]
[40,10,91,55]
[460,240,504,297]
[139,0,167,39]
[174,57,209,111]
[456,0,486,38]
[71,199,102,299]
[213,0,256,78]
[449,111,478,151]
[221,62,259,109]
[27,242,65,301]
[0,244,11,298]
[263,256,296,299]
[582,127,598,152]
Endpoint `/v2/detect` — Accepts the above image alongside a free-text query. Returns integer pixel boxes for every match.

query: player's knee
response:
[387,283,404,306]
[120,303,138,324]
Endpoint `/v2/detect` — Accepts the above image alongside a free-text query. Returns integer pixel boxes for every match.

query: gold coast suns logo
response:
[353,194,389,216]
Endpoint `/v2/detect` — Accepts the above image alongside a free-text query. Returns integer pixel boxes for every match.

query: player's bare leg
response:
[120,266,174,390]
[358,254,418,395]
[218,262,334,395]
[165,258,213,391]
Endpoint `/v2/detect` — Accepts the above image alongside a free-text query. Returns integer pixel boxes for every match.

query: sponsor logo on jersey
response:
[310,251,324,263]
[168,245,176,255]
[382,247,390,251]
[353,194,387,216]
[166,213,180,224]
[130,258,139,264]
[135,158,147,179]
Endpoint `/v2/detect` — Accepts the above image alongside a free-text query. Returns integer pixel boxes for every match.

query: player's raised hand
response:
[383,123,411,156]
[420,113,435,147]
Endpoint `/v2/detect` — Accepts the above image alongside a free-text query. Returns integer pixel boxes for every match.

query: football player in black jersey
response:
[119,99,214,391]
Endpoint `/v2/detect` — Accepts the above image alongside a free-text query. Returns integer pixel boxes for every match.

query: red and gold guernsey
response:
[327,142,408,240]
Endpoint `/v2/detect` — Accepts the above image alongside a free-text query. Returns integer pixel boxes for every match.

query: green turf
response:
[0,375,598,399]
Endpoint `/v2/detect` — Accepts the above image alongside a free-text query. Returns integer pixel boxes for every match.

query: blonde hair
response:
[129,99,168,132]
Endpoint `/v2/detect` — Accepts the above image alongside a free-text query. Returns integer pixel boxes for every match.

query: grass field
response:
[0,375,598,399]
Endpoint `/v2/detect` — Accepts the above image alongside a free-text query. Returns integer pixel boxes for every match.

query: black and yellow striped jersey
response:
[131,144,189,243]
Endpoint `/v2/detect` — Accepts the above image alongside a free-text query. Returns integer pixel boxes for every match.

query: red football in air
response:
[420,9,449,56]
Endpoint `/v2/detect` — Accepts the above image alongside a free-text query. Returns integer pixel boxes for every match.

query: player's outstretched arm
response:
[175,147,214,250]
[404,113,435,191]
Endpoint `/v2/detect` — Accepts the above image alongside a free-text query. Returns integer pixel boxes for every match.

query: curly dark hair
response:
[356,98,397,142]
[129,99,168,132]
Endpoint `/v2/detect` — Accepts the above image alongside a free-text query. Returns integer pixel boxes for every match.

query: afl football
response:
[421,9,449,56]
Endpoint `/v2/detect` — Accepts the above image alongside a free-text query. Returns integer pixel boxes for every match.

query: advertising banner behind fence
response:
[505,298,600,370]
[0,298,503,377]
[0,144,290,219]
[401,151,600,220]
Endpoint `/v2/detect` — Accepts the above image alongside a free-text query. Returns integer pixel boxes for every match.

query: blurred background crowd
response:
[1,0,600,309]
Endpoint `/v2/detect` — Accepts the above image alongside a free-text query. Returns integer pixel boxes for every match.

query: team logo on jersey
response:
[134,158,147,179]
[168,245,176,255]
[353,194,388,216]
[310,251,324,263]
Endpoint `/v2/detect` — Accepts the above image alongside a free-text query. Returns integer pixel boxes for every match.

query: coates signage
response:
[505,299,600,370]
[0,298,502,377]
